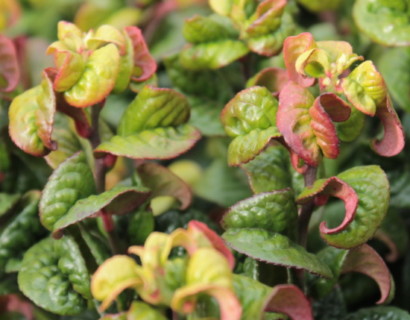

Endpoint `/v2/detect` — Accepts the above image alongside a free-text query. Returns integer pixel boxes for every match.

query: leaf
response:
[283,32,316,87]
[277,82,350,166]
[0,191,46,274]
[0,193,20,218]
[0,34,19,92]
[341,244,394,304]
[341,61,386,116]
[40,152,96,231]
[18,236,91,315]
[189,98,226,136]
[64,43,120,107]
[353,0,410,46]
[118,86,190,136]
[137,162,192,210]
[209,0,233,16]
[336,107,365,142]
[221,86,281,166]
[343,306,410,320]
[297,0,342,12]
[127,302,167,320]
[264,284,313,320]
[223,228,333,278]
[298,166,389,248]
[124,26,157,82]
[95,125,201,160]
[222,189,297,236]
[378,47,410,112]
[246,67,289,95]
[9,71,56,156]
[54,186,150,234]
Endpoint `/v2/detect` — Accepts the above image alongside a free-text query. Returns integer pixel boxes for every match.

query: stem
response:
[298,166,317,248]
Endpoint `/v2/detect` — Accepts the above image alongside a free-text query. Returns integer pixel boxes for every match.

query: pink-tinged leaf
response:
[188,220,235,270]
[341,244,394,304]
[372,97,405,157]
[290,151,308,174]
[246,0,286,37]
[283,33,316,87]
[9,70,56,156]
[246,67,289,96]
[137,162,192,210]
[264,284,313,320]
[0,34,19,92]
[317,93,351,122]
[124,26,157,82]
[297,177,358,234]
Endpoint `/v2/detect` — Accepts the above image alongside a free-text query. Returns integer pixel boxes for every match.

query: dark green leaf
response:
[0,193,20,218]
[343,306,410,320]
[128,208,154,245]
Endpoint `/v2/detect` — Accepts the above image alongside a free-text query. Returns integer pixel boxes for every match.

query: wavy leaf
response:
[18,236,91,315]
[95,125,201,160]
[0,34,19,92]
[222,189,297,236]
[64,44,120,107]
[137,162,192,210]
[353,0,410,46]
[245,0,286,37]
[53,186,150,234]
[39,152,95,231]
[223,228,332,277]
[9,71,56,156]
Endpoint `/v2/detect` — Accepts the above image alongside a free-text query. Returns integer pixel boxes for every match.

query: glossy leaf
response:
[353,0,410,46]
[223,228,332,277]
[9,71,56,156]
[344,306,410,320]
[127,302,167,320]
[18,236,91,315]
[137,162,192,210]
[95,125,201,160]
[53,186,150,234]
[222,189,297,236]
[118,86,190,136]
[245,0,286,37]
[40,152,96,231]
[341,244,393,304]
[64,44,120,107]
[0,34,19,92]
[341,61,386,116]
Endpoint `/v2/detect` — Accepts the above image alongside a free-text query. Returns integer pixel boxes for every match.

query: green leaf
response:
[118,86,190,136]
[353,0,410,46]
[343,306,410,320]
[222,189,297,237]
[95,125,201,160]
[0,193,20,218]
[189,97,226,136]
[127,302,167,320]
[180,40,249,70]
[128,208,154,245]
[0,191,46,274]
[209,0,233,16]
[64,43,120,107]
[336,107,365,142]
[9,71,56,156]
[40,152,96,231]
[297,0,342,12]
[54,186,150,233]
[223,228,333,278]
[378,47,410,112]
[18,236,91,315]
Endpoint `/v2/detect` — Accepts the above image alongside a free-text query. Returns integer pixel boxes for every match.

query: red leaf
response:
[0,34,20,92]
[283,33,315,87]
[264,284,313,320]
[372,97,405,157]
[341,244,393,304]
[317,93,351,122]
[125,26,157,82]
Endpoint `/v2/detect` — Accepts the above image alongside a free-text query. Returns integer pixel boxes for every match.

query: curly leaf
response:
[64,44,120,107]
[0,191,46,274]
[336,107,365,142]
[95,125,201,160]
[118,86,190,136]
[344,306,410,320]
[341,61,386,116]
[223,228,332,277]
[53,186,150,234]
[125,26,157,83]
[0,34,19,92]
[341,244,394,304]
[40,152,96,231]
[222,189,297,236]
[246,67,289,95]
[283,32,316,87]
[264,284,313,320]
[245,0,286,37]
[221,86,280,165]
[18,236,91,315]
[353,0,410,46]
[9,71,56,156]
[127,302,167,320]
[295,48,329,78]
[137,162,192,210]
[85,25,127,52]
[91,255,141,311]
